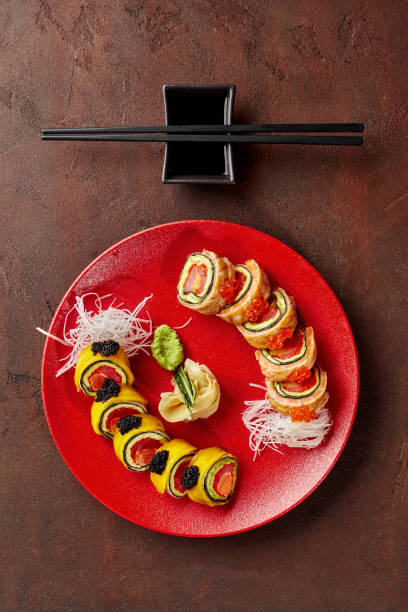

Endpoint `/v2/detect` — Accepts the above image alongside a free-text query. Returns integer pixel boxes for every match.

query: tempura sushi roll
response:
[256,326,317,381]
[113,414,170,472]
[177,250,234,315]
[74,340,134,397]
[149,439,197,498]
[218,260,271,325]
[266,365,328,416]
[182,447,238,507]
[236,288,297,348]
[91,383,147,440]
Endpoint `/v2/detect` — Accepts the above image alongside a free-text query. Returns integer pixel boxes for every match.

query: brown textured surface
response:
[1,1,407,610]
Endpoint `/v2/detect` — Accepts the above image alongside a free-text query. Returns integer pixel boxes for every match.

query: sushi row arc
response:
[177,250,329,419]
[177,251,297,348]
[74,340,238,506]
[109,409,238,505]
[150,440,237,506]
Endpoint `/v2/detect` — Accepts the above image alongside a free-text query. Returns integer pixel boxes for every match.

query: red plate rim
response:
[41,220,359,537]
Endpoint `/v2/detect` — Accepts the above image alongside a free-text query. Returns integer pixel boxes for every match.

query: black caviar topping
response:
[181,465,199,490]
[117,415,142,435]
[91,340,120,357]
[95,378,120,402]
[149,450,169,475]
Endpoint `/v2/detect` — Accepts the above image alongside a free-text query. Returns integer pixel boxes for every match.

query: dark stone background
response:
[1,1,407,610]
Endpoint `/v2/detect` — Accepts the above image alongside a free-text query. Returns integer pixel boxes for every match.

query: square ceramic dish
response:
[162,84,235,184]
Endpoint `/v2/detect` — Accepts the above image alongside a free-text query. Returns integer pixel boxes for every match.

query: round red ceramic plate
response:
[41,220,359,537]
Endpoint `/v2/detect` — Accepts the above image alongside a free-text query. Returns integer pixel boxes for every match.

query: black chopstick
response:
[41,133,363,145]
[43,123,364,135]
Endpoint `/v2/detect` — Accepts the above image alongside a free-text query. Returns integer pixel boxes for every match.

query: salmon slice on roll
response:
[256,326,317,381]
[266,365,328,416]
[218,260,271,325]
[236,288,297,348]
[177,250,234,314]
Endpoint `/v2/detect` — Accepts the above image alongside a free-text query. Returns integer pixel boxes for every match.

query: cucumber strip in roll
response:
[113,414,169,472]
[149,439,197,498]
[177,250,234,315]
[229,264,252,303]
[74,341,134,397]
[256,326,317,381]
[91,383,147,439]
[183,447,238,507]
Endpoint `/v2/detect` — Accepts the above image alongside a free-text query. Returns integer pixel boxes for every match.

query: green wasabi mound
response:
[151,325,184,371]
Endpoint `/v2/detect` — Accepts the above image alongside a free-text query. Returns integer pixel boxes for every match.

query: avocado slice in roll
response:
[149,439,197,498]
[74,341,134,397]
[236,288,297,348]
[113,414,170,472]
[91,384,148,440]
[256,326,317,381]
[177,250,234,314]
[266,365,328,415]
[218,260,271,325]
[182,447,238,507]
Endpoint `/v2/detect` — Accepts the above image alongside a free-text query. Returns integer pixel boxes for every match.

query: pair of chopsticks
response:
[42,123,364,146]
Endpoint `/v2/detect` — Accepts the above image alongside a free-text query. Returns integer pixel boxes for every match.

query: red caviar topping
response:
[267,328,294,349]
[287,366,311,383]
[289,406,318,422]
[220,273,245,303]
[246,298,269,323]
[220,279,240,302]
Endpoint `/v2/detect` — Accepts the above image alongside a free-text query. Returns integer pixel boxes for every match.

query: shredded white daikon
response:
[242,384,332,459]
[37,293,154,377]
[173,317,192,330]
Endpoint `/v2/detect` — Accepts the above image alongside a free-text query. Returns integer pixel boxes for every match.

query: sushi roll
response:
[113,414,170,472]
[182,447,238,507]
[91,383,148,440]
[256,326,317,381]
[266,365,329,416]
[218,260,271,325]
[177,250,234,315]
[149,439,197,498]
[236,288,297,348]
[74,340,134,397]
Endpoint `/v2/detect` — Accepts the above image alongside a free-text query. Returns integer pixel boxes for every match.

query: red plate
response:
[41,220,359,537]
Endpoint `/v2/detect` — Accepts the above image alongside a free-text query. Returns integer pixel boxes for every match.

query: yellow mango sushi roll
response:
[91,383,147,440]
[113,414,169,472]
[149,439,197,498]
[74,340,134,397]
[182,447,238,507]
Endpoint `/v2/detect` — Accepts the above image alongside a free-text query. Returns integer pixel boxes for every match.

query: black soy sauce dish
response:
[162,84,236,185]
